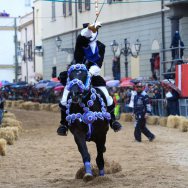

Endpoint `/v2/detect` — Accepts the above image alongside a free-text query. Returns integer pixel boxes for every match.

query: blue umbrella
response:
[45,81,62,89]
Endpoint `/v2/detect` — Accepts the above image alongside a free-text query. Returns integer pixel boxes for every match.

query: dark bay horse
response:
[65,64,111,180]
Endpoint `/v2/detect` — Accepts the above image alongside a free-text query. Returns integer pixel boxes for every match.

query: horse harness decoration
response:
[65,64,111,139]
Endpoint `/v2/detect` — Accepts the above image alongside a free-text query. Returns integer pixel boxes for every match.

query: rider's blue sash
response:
[83,45,101,64]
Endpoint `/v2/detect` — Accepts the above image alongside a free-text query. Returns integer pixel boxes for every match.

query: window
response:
[51,2,56,21]
[85,0,90,11]
[63,0,72,17]
[27,40,33,61]
[52,66,57,78]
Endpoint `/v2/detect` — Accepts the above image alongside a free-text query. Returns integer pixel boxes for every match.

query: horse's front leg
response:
[95,134,107,176]
[71,126,93,179]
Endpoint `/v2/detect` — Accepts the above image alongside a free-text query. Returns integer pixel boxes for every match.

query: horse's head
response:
[67,64,91,103]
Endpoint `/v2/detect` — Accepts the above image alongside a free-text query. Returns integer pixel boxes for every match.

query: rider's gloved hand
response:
[89,65,101,76]
[88,21,102,33]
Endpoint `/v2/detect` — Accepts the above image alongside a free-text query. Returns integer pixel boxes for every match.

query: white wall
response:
[35,0,162,39]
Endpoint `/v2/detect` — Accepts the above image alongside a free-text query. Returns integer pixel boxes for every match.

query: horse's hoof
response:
[83,173,93,182]
[99,169,105,176]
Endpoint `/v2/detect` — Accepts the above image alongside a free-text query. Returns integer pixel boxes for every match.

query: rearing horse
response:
[65,64,111,180]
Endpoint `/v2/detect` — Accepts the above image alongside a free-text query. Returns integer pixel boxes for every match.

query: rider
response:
[57,22,122,136]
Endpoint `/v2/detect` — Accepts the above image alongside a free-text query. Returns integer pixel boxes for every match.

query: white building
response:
[33,0,188,80]
[0,18,17,82]
[19,11,43,84]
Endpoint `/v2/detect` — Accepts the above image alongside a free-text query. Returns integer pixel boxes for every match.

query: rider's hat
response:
[83,23,89,28]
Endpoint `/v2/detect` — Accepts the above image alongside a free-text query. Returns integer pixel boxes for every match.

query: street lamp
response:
[111,38,141,78]
[55,36,74,54]
[110,40,121,80]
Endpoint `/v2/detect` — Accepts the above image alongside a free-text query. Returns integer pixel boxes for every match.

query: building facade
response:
[33,0,188,80]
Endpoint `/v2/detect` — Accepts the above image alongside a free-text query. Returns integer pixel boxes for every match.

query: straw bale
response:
[179,118,188,132]
[146,116,159,125]
[4,127,19,140]
[50,104,60,112]
[20,102,35,110]
[40,104,51,111]
[0,128,14,145]
[13,100,24,108]
[3,112,16,119]
[1,118,23,131]
[159,117,168,127]
[167,115,179,128]
[120,113,133,122]
[5,100,12,108]
[32,102,40,111]
[0,138,7,156]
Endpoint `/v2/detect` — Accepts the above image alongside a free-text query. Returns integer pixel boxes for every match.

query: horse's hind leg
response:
[95,135,106,176]
[72,128,92,177]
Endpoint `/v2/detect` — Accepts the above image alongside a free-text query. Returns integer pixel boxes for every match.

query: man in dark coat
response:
[133,83,155,142]
[57,22,122,136]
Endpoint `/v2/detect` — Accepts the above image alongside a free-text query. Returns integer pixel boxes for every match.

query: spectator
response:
[0,93,5,126]
[170,31,184,61]
[165,87,179,116]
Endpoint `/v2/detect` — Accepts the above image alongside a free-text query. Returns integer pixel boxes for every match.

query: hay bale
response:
[40,104,51,111]
[13,100,24,108]
[167,115,179,128]
[159,117,168,127]
[20,101,35,110]
[3,112,16,119]
[0,138,7,156]
[5,100,12,108]
[179,118,188,132]
[120,113,133,122]
[32,102,40,111]
[4,127,19,140]
[1,118,23,131]
[0,128,14,145]
[146,116,159,125]
[50,104,60,112]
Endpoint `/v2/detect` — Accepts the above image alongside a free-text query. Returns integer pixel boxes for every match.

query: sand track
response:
[0,109,188,188]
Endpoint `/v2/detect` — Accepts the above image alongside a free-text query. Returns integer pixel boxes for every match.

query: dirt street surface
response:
[0,109,188,188]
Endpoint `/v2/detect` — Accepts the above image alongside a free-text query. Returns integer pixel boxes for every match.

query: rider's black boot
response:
[107,103,122,132]
[57,104,68,136]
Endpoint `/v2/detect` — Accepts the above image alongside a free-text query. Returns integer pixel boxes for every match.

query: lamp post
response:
[110,40,121,80]
[111,38,141,78]
[55,36,74,54]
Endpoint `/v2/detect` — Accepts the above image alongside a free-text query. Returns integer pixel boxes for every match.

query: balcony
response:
[166,0,188,18]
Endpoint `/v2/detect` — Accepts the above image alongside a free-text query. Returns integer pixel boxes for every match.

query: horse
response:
[65,64,111,181]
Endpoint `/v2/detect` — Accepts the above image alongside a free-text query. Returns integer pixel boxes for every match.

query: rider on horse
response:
[57,22,122,136]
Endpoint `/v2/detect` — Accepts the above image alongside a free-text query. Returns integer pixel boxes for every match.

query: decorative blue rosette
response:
[82,111,95,124]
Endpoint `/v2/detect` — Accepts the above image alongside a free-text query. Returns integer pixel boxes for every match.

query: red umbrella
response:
[54,85,64,91]
[120,80,134,87]
[51,77,59,82]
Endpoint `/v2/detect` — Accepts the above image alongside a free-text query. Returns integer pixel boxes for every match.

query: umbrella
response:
[106,80,120,87]
[54,85,64,91]
[45,81,61,89]
[161,79,181,95]
[34,80,51,89]
[1,80,12,86]
[120,80,134,87]
[51,77,59,82]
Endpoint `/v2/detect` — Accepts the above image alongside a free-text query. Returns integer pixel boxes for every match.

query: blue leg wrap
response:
[84,162,92,175]
[99,169,105,176]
